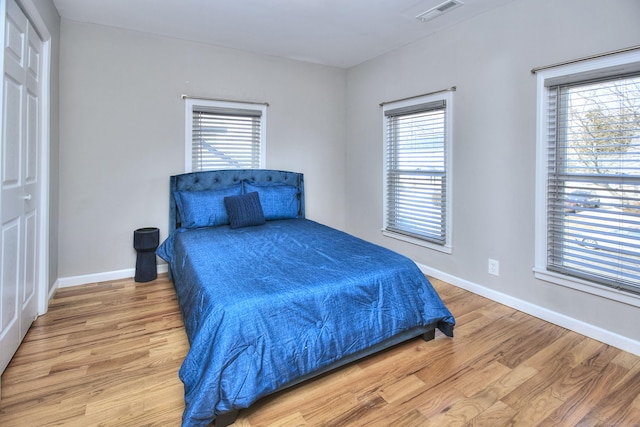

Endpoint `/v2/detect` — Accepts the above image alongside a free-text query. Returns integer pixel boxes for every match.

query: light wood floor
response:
[1,275,639,426]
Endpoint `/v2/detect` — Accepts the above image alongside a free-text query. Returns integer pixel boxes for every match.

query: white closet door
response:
[0,0,42,376]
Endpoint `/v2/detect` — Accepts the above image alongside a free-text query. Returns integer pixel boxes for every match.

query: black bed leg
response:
[422,329,436,342]
[214,410,239,427]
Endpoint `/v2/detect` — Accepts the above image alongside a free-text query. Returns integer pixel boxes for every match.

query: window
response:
[185,98,266,171]
[535,50,640,301]
[382,91,453,252]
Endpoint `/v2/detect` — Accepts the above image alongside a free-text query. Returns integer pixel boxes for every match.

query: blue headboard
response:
[169,169,305,234]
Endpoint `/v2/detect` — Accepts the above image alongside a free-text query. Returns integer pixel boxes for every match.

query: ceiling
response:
[52,0,515,68]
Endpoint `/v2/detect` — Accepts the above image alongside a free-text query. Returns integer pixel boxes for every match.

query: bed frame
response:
[167,169,437,427]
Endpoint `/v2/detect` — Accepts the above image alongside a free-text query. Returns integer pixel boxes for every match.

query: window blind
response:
[385,100,447,244]
[192,106,262,171]
[546,73,640,294]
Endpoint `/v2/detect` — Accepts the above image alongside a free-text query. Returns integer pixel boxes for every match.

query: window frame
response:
[382,91,453,254]
[184,98,267,172]
[534,50,640,307]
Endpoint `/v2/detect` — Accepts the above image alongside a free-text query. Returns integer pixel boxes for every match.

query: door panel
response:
[5,9,23,63]
[23,209,36,337]
[0,219,20,371]
[2,77,22,189]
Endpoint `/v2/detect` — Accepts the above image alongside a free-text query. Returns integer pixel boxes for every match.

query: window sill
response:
[382,230,452,254]
[533,267,640,308]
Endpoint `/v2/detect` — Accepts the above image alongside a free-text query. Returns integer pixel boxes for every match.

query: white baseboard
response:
[417,263,640,356]
[55,264,169,289]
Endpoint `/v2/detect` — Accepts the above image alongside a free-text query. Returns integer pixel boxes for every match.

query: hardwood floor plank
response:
[500,341,611,410]
[378,374,426,403]
[422,362,537,427]
[414,384,469,419]
[464,400,517,427]
[494,319,568,369]
[521,330,588,371]
[536,361,628,426]
[510,385,566,426]
[576,369,640,426]
[1,275,639,426]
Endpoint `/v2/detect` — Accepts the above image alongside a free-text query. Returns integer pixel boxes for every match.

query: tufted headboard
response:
[169,169,305,234]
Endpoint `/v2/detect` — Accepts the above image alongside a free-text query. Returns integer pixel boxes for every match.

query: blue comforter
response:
[157,219,454,426]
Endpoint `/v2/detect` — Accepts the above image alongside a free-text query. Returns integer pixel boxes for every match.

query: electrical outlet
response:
[488,259,499,276]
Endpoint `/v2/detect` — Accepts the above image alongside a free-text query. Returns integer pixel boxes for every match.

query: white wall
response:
[58,20,347,278]
[345,0,640,348]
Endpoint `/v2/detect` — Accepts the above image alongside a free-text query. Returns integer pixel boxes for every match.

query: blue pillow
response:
[224,192,266,229]
[243,182,300,220]
[174,184,242,228]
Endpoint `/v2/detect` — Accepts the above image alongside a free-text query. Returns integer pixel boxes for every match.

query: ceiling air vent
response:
[416,0,464,22]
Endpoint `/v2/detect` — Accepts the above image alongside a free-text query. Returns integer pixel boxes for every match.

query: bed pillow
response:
[224,192,266,229]
[174,184,242,229]
[243,182,300,220]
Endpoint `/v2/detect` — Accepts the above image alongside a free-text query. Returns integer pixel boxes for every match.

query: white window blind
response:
[384,95,451,247]
[546,73,640,294]
[186,99,266,171]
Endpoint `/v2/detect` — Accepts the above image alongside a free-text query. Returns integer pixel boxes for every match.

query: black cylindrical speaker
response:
[133,227,159,282]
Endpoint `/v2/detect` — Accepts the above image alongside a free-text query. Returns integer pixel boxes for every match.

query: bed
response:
[157,169,455,427]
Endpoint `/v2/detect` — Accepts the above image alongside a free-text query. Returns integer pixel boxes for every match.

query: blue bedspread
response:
[157,219,454,426]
